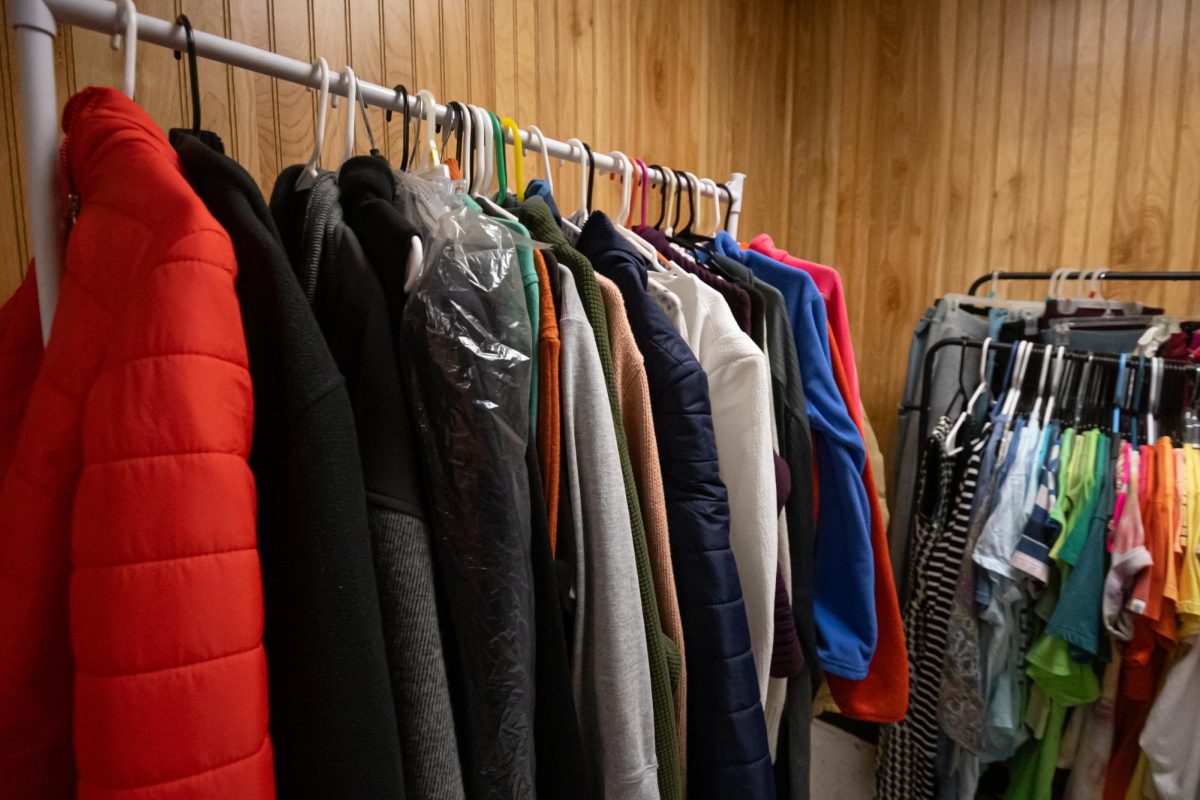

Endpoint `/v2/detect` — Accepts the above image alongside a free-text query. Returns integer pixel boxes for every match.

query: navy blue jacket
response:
[576,217,774,799]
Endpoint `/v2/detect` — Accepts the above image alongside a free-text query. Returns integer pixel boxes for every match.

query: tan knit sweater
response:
[595,273,688,773]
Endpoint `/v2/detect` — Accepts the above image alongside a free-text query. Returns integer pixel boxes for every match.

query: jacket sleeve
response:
[72,227,274,795]
[706,341,778,706]
[794,294,877,680]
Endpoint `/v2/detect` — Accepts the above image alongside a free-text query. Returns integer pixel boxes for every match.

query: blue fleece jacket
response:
[714,233,876,679]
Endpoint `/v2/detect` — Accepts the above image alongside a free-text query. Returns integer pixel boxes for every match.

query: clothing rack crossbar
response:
[11,0,747,344]
[967,270,1200,296]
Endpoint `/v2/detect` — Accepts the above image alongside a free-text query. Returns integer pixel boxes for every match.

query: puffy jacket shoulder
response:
[0,87,273,799]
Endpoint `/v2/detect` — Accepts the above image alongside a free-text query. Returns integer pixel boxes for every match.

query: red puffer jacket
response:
[0,88,274,798]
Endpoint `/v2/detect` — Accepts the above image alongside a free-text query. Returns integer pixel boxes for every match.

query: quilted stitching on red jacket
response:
[0,87,274,799]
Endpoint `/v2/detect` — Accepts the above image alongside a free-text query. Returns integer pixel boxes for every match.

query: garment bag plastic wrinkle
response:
[402,205,536,799]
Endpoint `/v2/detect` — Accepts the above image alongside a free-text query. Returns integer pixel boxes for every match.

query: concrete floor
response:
[809,719,877,799]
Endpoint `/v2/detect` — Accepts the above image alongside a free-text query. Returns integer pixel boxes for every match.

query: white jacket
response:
[648,267,778,706]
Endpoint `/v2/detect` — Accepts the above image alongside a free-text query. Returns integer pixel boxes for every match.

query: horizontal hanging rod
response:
[39,0,742,207]
[967,269,1200,296]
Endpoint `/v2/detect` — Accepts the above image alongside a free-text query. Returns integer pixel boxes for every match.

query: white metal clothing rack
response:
[11,0,747,344]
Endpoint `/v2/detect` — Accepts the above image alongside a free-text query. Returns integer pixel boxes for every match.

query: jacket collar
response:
[575,211,648,288]
[62,87,178,199]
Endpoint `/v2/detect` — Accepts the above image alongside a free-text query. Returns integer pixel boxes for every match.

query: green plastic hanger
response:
[488,111,508,202]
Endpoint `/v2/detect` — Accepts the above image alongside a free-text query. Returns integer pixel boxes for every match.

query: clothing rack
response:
[908,336,1199,551]
[11,0,747,343]
[917,338,1199,455]
[966,270,1200,296]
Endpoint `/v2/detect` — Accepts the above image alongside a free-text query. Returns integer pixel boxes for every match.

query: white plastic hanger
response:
[328,65,356,164]
[1041,346,1067,429]
[1026,344,1051,423]
[414,90,450,180]
[110,0,138,99]
[945,338,992,456]
[700,178,722,236]
[527,125,554,193]
[565,137,587,218]
[1000,340,1033,422]
[662,168,679,236]
[475,105,494,194]
[942,292,1045,317]
[295,57,331,190]
[608,151,658,262]
[610,151,633,223]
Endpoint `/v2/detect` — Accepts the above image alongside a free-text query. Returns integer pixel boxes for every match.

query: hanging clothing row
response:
[0,7,904,797]
[879,275,1200,800]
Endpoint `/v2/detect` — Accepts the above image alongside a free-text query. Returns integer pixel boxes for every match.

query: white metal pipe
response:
[16,0,747,341]
[42,0,738,203]
[12,0,64,344]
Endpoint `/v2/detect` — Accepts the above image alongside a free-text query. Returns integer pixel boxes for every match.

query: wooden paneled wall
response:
[789,0,1200,457]
[2,0,1199,463]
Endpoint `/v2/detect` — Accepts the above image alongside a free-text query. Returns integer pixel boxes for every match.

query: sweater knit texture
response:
[596,271,689,776]
[519,199,682,800]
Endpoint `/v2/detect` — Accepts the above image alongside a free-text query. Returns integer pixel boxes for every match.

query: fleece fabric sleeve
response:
[715,232,876,680]
[822,329,908,722]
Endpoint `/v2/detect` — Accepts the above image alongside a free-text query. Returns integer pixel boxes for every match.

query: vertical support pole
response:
[11,0,63,343]
[726,171,745,240]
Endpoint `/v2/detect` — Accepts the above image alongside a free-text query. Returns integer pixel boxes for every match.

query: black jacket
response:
[173,134,405,799]
[332,159,469,799]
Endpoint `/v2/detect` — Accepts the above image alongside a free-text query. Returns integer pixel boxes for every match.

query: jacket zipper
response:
[60,131,79,228]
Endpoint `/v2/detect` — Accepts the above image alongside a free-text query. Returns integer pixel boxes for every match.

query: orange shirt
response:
[532,251,561,550]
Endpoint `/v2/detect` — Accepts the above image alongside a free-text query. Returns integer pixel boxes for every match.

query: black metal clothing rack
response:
[915,338,1198,454]
[904,337,1199,559]
[966,270,1200,296]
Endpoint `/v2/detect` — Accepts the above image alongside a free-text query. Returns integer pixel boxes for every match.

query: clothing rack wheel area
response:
[10,0,747,344]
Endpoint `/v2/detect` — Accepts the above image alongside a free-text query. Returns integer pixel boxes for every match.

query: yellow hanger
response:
[500,117,526,202]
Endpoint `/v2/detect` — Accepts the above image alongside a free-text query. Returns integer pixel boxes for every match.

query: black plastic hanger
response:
[386,85,413,170]
[582,142,595,213]
[676,173,698,236]
[446,101,467,167]
[649,164,670,229]
[173,15,201,134]
[940,345,975,421]
[671,170,690,233]
[1130,357,1146,444]
[720,184,733,232]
